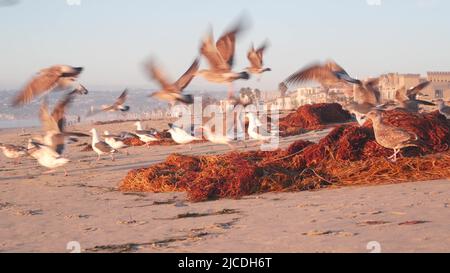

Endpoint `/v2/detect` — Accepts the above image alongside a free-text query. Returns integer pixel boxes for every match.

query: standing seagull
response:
[395,81,435,113]
[168,123,200,150]
[200,126,235,150]
[435,99,450,119]
[147,58,199,105]
[134,122,159,147]
[0,143,28,164]
[89,129,117,161]
[197,21,250,98]
[103,131,129,154]
[246,41,271,78]
[12,65,87,106]
[366,111,419,162]
[88,89,130,116]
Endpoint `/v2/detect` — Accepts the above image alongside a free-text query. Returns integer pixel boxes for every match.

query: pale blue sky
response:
[0,0,449,92]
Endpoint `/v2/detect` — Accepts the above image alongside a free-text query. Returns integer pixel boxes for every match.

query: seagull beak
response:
[77,84,89,95]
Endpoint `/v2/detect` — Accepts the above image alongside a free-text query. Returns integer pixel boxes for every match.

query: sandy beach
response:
[1,120,449,253]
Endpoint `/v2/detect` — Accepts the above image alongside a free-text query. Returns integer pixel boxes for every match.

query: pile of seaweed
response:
[120,109,450,202]
[279,103,353,136]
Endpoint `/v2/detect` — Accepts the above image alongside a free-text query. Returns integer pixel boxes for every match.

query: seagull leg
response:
[43,169,56,175]
[64,168,68,177]
[97,155,101,161]
[390,149,399,162]
[111,154,115,162]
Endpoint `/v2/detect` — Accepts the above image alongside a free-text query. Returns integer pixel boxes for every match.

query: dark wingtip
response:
[121,106,131,112]
[74,67,84,73]
[240,72,250,80]
[180,95,194,105]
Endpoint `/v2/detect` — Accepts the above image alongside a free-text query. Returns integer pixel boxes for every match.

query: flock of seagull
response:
[1,18,450,175]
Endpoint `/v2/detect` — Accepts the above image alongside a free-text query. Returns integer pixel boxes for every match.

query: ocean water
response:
[0,119,40,129]
[0,89,227,129]
[0,89,168,129]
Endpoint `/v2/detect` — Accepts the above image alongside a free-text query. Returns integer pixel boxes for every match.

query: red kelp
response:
[120,109,450,202]
[279,103,353,136]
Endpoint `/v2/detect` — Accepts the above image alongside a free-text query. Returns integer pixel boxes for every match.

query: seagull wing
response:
[12,67,62,106]
[95,141,114,153]
[247,44,263,69]
[284,63,337,87]
[216,23,243,68]
[357,78,381,105]
[407,81,431,100]
[52,92,75,132]
[146,61,172,90]
[174,58,200,91]
[200,32,229,72]
[114,89,128,106]
[395,87,409,102]
[39,99,60,133]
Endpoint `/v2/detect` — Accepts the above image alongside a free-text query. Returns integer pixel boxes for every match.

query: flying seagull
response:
[344,78,383,126]
[366,111,419,162]
[147,58,199,105]
[0,143,28,164]
[197,21,250,98]
[246,41,271,78]
[39,92,89,155]
[284,60,383,125]
[12,65,87,106]
[284,60,360,98]
[87,89,130,116]
[395,81,435,113]
[27,140,70,176]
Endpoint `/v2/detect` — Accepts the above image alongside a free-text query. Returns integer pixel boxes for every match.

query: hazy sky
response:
[0,0,449,92]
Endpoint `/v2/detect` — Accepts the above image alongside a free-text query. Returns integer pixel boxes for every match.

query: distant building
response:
[292,87,327,106]
[378,72,450,102]
[423,72,450,101]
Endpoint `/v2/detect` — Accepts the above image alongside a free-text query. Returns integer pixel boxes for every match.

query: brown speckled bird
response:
[366,111,419,162]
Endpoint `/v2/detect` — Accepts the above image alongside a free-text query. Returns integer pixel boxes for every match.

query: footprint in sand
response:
[398,220,430,226]
[15,209,43,216]
[64,214,91,220]
[302,230,358,237]
[357,220,391,226]
[0,202,14,211]
[117,220,148,226]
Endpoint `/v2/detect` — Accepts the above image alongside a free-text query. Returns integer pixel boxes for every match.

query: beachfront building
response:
[423,72,450,101]
[292,87,327,106]
[378,73,422,101]
[378,72,450,102]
